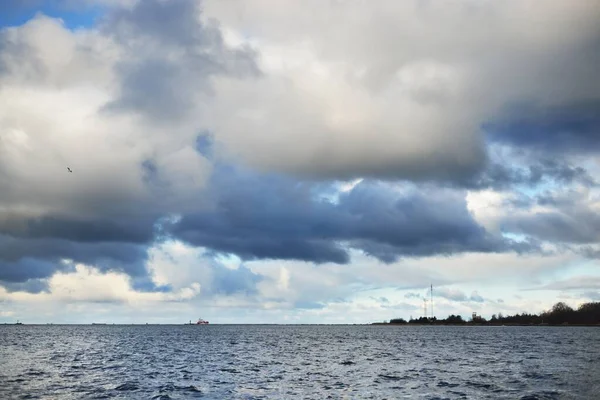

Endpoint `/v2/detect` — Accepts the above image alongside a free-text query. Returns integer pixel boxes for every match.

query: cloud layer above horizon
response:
[1,0,599,323]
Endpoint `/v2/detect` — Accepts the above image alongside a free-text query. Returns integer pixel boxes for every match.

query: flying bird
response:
[67,167,72,173]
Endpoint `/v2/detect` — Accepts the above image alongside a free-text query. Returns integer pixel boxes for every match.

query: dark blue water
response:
[1,325,598,399]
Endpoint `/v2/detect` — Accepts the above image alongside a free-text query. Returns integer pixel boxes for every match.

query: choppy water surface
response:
[1,325,599,399]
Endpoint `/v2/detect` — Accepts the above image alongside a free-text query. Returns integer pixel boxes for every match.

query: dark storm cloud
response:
[0,234,149,286]
[0,213,155,290]
[102,0,258,119]
[0,235,147,265]
[170,165,524,265]
[1,278,49,294]
[0,213,154,243]
[0,257,71,283]
[337,182,523,259]
[486,99,600,154]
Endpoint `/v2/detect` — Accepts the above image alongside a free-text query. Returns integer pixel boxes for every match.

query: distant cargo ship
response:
[187,318,209,325]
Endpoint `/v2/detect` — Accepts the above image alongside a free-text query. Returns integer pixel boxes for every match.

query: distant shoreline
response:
[2,322,599,327]
[371,322,600,327]
[376,301,600,327]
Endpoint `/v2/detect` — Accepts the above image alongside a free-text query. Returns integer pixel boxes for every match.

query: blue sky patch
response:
[0,0,104,30]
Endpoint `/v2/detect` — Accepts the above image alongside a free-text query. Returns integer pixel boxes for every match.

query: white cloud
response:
[0,263,201,305]
[201,0,600,180]
[0,310,15,317]
[147,240,213,290]
[0,15,213,219]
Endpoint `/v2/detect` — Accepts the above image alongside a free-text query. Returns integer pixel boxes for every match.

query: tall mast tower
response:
[430,284,434,319]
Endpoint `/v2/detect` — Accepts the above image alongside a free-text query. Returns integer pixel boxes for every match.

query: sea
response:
[1,324,598,399]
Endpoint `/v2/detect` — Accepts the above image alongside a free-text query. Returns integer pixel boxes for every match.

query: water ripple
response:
[0,325,598,399]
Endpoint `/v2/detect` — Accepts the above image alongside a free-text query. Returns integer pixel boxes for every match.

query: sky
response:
[0,0,599,324]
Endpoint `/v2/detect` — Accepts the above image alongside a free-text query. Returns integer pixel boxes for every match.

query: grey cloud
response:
[504,213,600,244]
[580,247,600,259]
[0,22,44,78]
[107,59,198,120]
[0,234,149,288]
[130,276,171,293]
[533,276,600,291]
[0,235,147,266]
[338,182,526,259]
[470,291,484,303]
[382,302,421,312]
[528,160,595,187]
[195,132,214,159]
[487,100,600,154]
[170,165,522,265]
[0,258,72,283]
[0,213,154,243]
[208,262,263,296]
[369,296,389,304]
[103,0,258,120]
[465,158,596,190]
[434,287,486,303]
[105,0,209,46]
[294,300,325,310]
[581,291,600,301]
[434,288,468,302]
[454,141,597,191]
[0,278,49,294]
[501,190,600,245]
[2,160,526,292]
[200,0,600,182]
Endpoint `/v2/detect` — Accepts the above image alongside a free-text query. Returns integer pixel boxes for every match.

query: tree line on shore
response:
[379,301,600,326]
